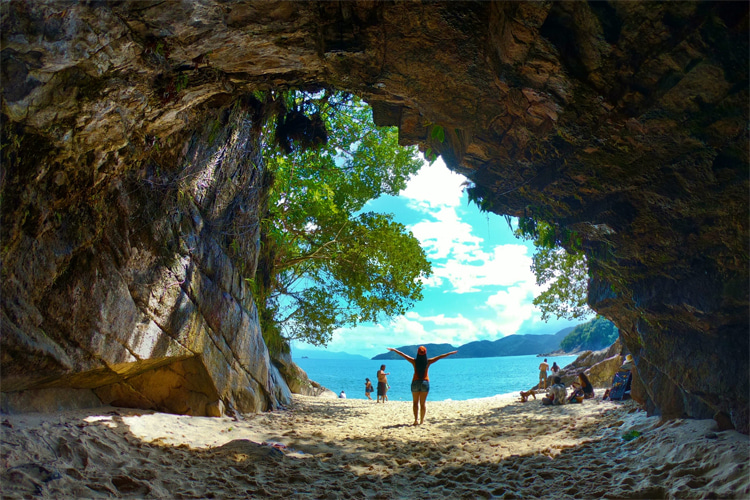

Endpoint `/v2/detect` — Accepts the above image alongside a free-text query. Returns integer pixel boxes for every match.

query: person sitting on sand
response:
[568,386,584,404]
[539,359,550,389]
[377,365,390,403]
[567,373,593,403]
[339,390,346,399]
[520,389,537,402]
[542,376,567,406]
[620,354,634,372]
[365,378,374,400]
[387,346,458,425]
[576,372,594,399]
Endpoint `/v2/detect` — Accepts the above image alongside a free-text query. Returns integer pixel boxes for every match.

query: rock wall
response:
[1,2,747,430]
[1,69,295,415]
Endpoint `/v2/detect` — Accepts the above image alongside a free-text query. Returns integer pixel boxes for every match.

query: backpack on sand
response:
[609,371,632,401]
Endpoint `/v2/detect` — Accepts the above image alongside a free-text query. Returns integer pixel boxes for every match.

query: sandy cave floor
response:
[1,393,749,499]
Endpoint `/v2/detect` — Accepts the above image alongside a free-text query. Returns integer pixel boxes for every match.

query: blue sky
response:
[292,157,590,358]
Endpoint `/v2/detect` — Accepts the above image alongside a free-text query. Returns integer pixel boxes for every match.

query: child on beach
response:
[365,378,374,400]
[571,372,594,400]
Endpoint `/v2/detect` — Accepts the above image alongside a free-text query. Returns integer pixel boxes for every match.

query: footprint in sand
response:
[112,475,151,496]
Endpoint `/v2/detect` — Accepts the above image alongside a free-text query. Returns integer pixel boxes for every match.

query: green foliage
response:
[430,124,445,143]
[514,218,590,321]
[516,217,583,253]
[259,91,430,348]
[621,430,641,442]
[175,74,189,93]
[560,316,619,352]
[423,124,445,164]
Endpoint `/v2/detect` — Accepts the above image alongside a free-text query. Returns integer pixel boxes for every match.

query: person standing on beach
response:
[365,378,374,400]
[377,365,390,403]
[387,346,458,425]
[539,359,550,389]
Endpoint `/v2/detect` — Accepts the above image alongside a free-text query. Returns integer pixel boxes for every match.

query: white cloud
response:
[410,206,481,260]
[307,317,429,356]
[398,312,480,346]
[401,158,466,211]
[431,244,535,293]
[483,283,539,334]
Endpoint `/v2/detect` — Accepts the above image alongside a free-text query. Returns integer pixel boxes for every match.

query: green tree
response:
[258,91,431,350]
[559,316,619,352]
[514,217,591,321]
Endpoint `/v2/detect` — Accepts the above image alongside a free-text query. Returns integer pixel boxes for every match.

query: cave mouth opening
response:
[259,90,594,362]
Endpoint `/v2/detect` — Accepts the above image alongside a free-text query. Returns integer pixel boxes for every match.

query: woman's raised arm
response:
[429,350,459,363]
[387,347,414,361]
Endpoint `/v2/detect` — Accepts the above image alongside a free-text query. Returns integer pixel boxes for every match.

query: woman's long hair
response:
[579,372,592,390]
[415,353,428,380]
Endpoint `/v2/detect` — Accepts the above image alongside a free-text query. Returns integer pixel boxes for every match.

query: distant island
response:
[371,318,618,360]
[292,348,370,361]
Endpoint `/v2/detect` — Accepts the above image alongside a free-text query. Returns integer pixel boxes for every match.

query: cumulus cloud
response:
[400,158,466,210]
[403,312,481,345]
[483,283,539,334]
[316,316,430,354]
[410,206,481,261]
[431,244,535,293]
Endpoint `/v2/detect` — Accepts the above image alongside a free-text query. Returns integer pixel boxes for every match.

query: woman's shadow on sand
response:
[381,423,420,429]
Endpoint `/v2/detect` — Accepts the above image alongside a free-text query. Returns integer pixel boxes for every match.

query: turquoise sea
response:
[293,354,578,402]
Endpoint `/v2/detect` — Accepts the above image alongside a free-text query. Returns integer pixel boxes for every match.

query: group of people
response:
[529,354,634,406]
[536,357,596,405]
[539,372,595,405]
[346,349,634,423]
[537,358,561,390]
[363,364,393,403]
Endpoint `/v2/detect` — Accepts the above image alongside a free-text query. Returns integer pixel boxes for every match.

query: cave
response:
[1,2,748,432]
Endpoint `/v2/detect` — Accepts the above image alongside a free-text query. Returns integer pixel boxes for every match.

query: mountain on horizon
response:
[371,326,577,360]
[371,343,457,360]
[293,348,369,360]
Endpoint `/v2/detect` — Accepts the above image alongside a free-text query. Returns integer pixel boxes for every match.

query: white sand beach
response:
[1,394,748,499]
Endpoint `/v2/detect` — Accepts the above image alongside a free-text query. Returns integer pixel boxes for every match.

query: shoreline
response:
[2,395,748,498]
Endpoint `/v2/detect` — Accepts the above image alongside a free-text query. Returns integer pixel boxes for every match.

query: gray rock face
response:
[1,2,747,431]
[1,82,293,415]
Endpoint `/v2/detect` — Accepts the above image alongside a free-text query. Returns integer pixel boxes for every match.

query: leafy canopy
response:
[512,216,591,321]
[260,91,431,349]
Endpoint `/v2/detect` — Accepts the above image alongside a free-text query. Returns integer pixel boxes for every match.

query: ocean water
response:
[293,354,578,402]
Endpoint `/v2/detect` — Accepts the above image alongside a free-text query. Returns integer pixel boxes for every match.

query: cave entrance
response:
[264,92,591,362]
